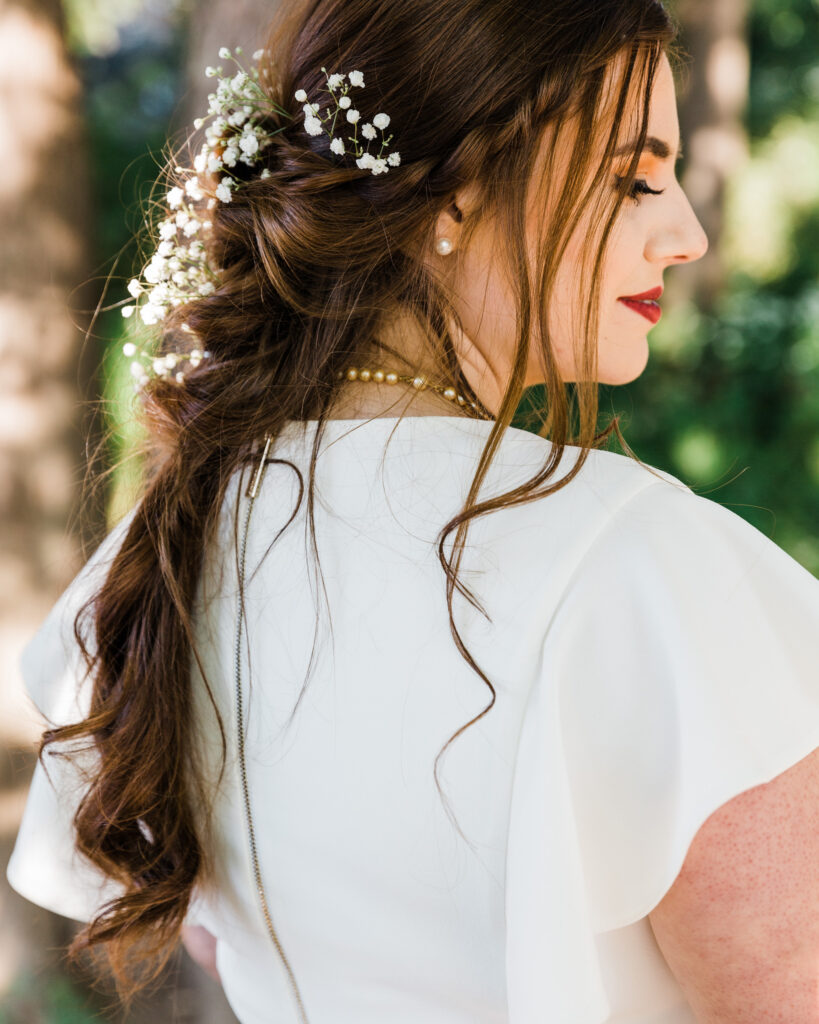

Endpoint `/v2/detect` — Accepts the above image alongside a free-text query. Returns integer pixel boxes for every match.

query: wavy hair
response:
[38,0,679,1009]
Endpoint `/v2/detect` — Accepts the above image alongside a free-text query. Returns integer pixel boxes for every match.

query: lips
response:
[618,285,663,325]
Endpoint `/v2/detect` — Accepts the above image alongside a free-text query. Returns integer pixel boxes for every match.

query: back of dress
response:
[8,415,819,1024]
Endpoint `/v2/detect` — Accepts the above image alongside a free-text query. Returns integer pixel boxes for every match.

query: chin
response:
[596,340,650,385]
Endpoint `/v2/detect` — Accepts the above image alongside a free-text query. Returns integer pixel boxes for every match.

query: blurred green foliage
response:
[63,0,190,519]
[0,967,95,1023]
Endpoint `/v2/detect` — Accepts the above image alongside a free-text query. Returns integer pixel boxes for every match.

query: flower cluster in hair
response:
[120,48,400,389]
[297,67,400,175]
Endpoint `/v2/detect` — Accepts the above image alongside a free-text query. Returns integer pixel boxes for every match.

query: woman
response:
[7,0,819,1021]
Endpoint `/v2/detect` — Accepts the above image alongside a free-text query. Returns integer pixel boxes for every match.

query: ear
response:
[435,180,484,242]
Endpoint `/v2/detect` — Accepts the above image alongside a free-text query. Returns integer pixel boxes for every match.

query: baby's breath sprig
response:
[122,327,212,389]
[121,48,402,391]
[121,46,289,388]
[296,67,400,175]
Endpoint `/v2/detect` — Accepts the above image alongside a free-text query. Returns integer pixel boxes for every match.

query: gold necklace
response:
[336,365,494,420]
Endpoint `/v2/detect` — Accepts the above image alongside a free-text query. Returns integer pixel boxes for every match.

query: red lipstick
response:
[618,286,663,325]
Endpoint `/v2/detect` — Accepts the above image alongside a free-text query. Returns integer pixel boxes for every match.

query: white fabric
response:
[7,415,819,1024]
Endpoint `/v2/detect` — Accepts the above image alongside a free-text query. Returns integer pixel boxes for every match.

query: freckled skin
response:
[647,746,819,1020]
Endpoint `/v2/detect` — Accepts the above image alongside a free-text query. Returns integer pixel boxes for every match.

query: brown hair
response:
[39,0,678,1009]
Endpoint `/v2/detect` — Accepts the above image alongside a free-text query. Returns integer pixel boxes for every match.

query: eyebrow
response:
[614,135,684,161]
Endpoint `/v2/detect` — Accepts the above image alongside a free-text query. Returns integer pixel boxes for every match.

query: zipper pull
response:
[246,433,273,499]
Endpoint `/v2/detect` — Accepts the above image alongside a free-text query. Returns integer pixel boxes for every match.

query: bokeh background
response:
[0,0,817,1019]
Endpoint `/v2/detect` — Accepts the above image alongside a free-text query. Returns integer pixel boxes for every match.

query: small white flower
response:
[260,168,271,179]
[304,116,323,136]
[207,155,224,174]
[387,151,401,166]
[153,357,168,375]
[218,47,231,59]
[216,181,233,203]
[123,342,137,357]
[222,147,238,168]
[205,66,218,78]
[167,186,184,209]
[159,220,177,241]
[356,152,376,169]
[184,219,200,237]
[330,137,345,155]
[373,112,390,130]
[140,304,166,326]
[253,49,265,61]
[157,240,174,257]
[361,123,376,141]
[295,88,308,102]
[144,258,167,284]
[346,108,360,123]
[371,158,389,175]
[327,72,345,90]
[339,96,351,109]
[348,70,364,88]
[199,281,216,296]
[164,353,178,368]
[130,361,145,378]
[240,133,259,156]
[127,278,144,297]
[175,371,185,383]
[193,117,204,130]
[303,102,320,116]
[172,270,188,286]
[175,211,190,228]
[194,151,207,174]
[185,177,204,201]
[122,305,136,318]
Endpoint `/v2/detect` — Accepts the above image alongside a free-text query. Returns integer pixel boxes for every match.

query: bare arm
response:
[648,745,819,1022]
[181,924,221,984]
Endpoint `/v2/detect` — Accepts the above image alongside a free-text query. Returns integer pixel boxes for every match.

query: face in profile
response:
[554,51,710,386]
[443,50,709,397]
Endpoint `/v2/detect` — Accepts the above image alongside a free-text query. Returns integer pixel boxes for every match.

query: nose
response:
[646,183,709,266]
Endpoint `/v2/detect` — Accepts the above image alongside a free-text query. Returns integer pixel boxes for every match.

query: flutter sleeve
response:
[5,507,140,922]
[503,476,819,1024]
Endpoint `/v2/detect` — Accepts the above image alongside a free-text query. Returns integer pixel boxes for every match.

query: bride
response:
[7,1,819,1022]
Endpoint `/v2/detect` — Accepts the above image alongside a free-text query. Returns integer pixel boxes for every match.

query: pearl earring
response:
[435,237,454,256]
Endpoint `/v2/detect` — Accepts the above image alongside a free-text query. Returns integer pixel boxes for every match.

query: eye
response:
[614,174,665,205]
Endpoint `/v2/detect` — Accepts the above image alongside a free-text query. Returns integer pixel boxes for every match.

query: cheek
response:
[602,210,643,293]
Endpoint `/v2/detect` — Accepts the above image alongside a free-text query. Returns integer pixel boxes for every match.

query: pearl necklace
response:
[335,365,494,420]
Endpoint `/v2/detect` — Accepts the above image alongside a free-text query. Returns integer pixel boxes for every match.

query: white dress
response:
[7,415,819,1024]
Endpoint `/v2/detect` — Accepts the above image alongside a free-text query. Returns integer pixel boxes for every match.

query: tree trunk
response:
[668,0,750,311]
[0,0,106,1008]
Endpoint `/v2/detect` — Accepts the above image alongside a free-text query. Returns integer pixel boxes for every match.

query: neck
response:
[325,309,500,420]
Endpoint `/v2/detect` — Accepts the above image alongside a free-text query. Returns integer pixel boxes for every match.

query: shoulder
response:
[562,450,810,600]
[494,427,692,520]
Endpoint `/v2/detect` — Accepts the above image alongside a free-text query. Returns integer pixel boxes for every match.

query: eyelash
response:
[614,175,665,204]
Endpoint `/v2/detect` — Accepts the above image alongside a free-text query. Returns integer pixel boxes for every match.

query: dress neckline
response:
[288,415,545,445]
